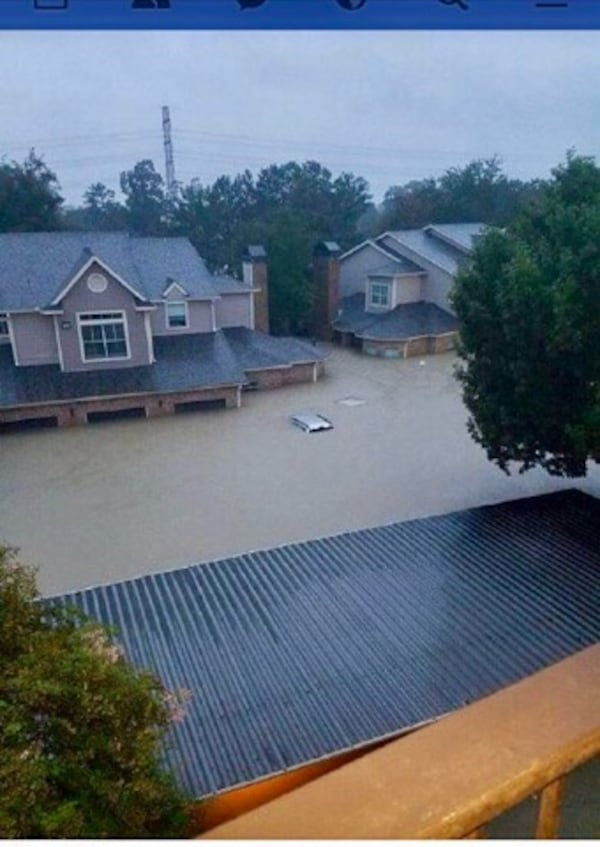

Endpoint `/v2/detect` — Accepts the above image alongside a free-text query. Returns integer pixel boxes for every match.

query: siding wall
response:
[339,245,398,299]
[393,274,423,305]
[216,293,253,329]
[57,263,151,372]
[150,300,214,335]
[377,235,455,313]
[10,312,59,365]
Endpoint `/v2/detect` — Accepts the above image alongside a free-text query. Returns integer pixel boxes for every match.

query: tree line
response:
[2,150,596,478]
[0,151,546,333]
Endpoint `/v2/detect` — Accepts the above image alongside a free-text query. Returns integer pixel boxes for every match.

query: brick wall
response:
[0,385,240,428]
[361,332,458,359]
[313,244,341,341]
[247,362,320,390]
[252,261,270,334]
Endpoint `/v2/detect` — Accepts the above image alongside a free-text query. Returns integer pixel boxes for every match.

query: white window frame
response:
[370,281,391,308]
[77,311,130,363]
[0,313,8,339]
[165,300,189,330]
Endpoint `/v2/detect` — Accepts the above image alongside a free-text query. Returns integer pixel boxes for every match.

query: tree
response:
[82,182,127,230]
[378,158,545,233]
[120,159,166,235]
[0,151,63,232]
[172,161,371,333]
[452,153,600,477]
[0,547,191,838]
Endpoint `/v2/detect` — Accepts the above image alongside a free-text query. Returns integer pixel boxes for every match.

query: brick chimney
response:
[312,241,341,340]
[243,245,269,334]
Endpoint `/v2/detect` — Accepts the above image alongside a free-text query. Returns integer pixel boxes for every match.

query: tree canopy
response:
[452,153,600,477]
[0,547,191,838]
[0,151,63,232]
[120,159,167,236]
[378,157,544,233]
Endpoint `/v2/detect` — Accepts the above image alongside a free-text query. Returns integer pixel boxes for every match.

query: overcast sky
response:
[1,30,598,206]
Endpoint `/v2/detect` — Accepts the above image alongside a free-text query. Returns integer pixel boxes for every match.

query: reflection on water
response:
[1,347,598,595]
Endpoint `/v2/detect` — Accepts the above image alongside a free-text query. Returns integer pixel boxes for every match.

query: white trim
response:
[249,289,255,330]
[76,310,131,364]
[5,314,19,365]
[165,300,189,330]
[368,280,392,309]
[339,238,401,263]
[210,300,217,332]
[52,315,65,371]
[38,308,64,316]
[50,256,147,306]
[162,280,189,298]
[144,311,155,363]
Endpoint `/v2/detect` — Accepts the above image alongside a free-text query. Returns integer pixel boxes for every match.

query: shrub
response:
[0,546,191,838]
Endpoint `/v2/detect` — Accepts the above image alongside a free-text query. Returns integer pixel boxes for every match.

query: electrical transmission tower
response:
[162,106,177,199]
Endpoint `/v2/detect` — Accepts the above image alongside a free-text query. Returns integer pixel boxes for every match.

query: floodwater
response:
[0,345,598,596]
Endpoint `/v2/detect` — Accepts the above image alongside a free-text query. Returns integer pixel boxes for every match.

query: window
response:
[166,300,188,329]
[78,312,129,361]
[0,314,8,337]
[370,282,390,308]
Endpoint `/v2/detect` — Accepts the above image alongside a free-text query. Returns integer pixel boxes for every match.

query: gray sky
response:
[1,30,599,205]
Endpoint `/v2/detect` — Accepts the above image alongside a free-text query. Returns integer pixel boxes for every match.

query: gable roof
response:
[0,232,249,311]
[378,222,485,276]
[424,223,485,253]
[48,490,600,799]
[339,239,424,275]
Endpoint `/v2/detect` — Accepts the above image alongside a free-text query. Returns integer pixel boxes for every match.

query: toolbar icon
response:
[132,1,171,8]
[34,0,68,8]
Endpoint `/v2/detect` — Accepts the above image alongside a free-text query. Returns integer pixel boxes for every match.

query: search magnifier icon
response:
[439,0,469,10]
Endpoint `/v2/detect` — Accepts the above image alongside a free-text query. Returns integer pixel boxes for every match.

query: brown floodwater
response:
[1,346,598,596]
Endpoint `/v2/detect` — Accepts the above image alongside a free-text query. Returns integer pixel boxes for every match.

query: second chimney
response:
[243,245,269,334]
[312,241,341,341]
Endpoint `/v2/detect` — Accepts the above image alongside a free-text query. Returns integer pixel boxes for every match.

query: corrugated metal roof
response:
[48,490,600,798]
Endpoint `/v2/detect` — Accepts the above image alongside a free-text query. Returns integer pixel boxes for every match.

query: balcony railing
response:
[201,643,600,839]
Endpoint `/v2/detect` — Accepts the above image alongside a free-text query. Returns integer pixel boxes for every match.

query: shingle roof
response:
[48,490,600,799]
[0,232,226,310]
[381,222,485,275]
[0,329,325,409]
[424,223,485,252]
[334,294,458,340]
[0,333,247,406]
[223,327,327,370]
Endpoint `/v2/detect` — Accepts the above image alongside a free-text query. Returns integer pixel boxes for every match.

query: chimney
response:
[312,241,341,341]
[243,245,269,334]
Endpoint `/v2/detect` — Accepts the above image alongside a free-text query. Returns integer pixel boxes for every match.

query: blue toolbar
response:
[1,0,597,30]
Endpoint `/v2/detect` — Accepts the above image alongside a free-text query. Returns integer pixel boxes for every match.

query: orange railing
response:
[201,643,600,839]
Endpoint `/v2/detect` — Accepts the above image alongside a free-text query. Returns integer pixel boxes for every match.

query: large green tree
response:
[452,153,600,477]
[379,158,544,233]
[0,151,63,232]
[0,547,191,838]
[120,159,167,236]
[172,161,371,333]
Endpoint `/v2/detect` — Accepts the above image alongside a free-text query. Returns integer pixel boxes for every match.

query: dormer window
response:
[370,282,391,309]
[0,314,8,337]
[166,300,189,329]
